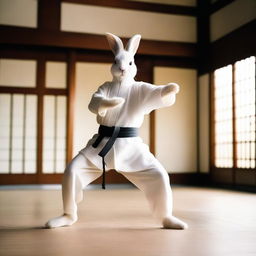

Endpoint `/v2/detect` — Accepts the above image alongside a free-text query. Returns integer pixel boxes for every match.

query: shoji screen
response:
[42,61,67,174]
[0,94,37,174]
[212,56,256,185]
[0,59,37,174]
[213,65,233,168]
[0,57,68,180]
[213,56,255,169]
[234,57,255,169]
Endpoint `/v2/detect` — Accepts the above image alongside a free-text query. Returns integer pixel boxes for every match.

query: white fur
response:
[45,33,186,230]
[99,33,179,116]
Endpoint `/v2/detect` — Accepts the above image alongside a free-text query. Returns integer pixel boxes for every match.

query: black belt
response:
[92,125,138,189]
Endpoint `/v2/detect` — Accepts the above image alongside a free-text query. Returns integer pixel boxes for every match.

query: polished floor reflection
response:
[0,186,255,256]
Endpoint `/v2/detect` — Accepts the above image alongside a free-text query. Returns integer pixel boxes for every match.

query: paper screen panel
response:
[43,95,67,173]
[61,3,196,43]
[24,95,37,173]
[0,94,11,173]
[154,67,197,173]
[214,65,233,168]
[55,96,67,173]
[0,59,36,87]
[11,95,24,173]
[0,0,37,28]
[43,96,55,173]
[234,56,255,169]
[46,62,67,89]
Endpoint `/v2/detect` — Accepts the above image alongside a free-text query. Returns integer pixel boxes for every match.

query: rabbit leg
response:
[45,154,102,228]
[120,166,188,230]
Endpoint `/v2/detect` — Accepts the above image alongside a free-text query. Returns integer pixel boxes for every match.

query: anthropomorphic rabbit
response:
[45,33,188,229]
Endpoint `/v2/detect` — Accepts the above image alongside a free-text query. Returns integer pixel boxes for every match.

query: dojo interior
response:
[0,0,255,255]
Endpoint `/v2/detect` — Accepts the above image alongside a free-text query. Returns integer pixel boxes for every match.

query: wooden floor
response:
[0,186,256,256]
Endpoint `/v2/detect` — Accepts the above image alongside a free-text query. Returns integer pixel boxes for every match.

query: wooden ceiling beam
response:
[0,26,196,58]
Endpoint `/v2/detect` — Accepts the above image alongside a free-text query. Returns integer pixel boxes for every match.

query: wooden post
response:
[66,51,76,163]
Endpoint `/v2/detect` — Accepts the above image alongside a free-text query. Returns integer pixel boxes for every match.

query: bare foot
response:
[45,214,77,229]
[162,216,188,230]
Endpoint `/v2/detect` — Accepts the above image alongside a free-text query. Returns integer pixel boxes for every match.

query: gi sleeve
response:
[88,83,108,115]
[139,82,176,114]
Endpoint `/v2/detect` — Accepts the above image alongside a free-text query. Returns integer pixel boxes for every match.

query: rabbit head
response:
[106,33,141,80]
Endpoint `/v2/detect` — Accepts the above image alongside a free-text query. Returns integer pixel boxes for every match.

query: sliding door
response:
[211,56,256,186]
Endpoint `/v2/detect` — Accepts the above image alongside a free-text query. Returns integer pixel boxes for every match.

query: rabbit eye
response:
[129,61,132,65]
[114,60,117,65]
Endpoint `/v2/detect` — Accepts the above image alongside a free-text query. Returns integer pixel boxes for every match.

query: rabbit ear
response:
[125,34,141,56]
[106,33,124,55]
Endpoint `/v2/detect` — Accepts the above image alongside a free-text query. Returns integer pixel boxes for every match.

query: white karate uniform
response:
[63,78,176,221]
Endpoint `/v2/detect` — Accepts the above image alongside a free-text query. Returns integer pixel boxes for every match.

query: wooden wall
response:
[0,0,255,186]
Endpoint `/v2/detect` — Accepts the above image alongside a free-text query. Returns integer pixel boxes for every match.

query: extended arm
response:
[140,82,180,114]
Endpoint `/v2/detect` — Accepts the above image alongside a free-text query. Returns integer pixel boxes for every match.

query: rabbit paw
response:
[98,97,125,116]
[161,83,180,98]
[162,216,188,230]
[167,83,180,94]
[45,214,77,229]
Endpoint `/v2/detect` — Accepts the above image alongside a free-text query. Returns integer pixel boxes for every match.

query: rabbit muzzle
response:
[119,68,126,76]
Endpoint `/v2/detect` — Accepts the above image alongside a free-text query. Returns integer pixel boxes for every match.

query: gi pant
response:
[62,153,173,221]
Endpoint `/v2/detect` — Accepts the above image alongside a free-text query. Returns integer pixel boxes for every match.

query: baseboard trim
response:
[169,173,210,186]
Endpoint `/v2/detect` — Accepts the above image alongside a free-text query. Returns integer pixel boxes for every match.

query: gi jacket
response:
[80,78,175,172]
